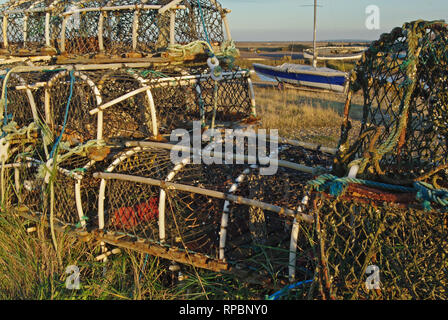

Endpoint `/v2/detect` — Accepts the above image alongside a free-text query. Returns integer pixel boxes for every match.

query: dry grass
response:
[0,212,264,300]
[0,213,176,299]
[254,86,363,146]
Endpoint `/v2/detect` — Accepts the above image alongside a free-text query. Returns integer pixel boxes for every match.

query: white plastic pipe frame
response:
[37,155,93,229]
[1,0,63,51]
[0,0,188,53]
[88,69,256,127]
[4,67,254,145]
[96,140,316,263]
[0,159,41,205]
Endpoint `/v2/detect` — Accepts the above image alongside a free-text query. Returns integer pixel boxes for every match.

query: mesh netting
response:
[0,0,226,58]
[2,67,254,145]
[2,159,45,213]
[309,188,448,300]
[96,143,332,280]
[336,21,448,186]
[52,153,104,227]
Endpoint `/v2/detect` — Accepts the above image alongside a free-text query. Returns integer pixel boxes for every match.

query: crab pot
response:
[1,72,45,129]
[2,66,254,145]
[45,70,102,142]
[94,143,332,281]
[50,153,106,228]
[337,21,448,185]
[1,159,45,213]
[140,68,255,133]
[0,0,227,58]
[310,184,448,300]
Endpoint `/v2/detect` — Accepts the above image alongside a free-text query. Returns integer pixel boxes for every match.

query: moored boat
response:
[303,46,367,61]
[253,63,348,92]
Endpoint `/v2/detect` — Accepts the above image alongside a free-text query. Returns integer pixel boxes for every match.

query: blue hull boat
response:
[253,63,348,92]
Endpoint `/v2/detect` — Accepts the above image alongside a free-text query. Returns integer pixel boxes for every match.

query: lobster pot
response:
[94,69,154,139]
[146,69,254,133]
[0,0,226,58]
[99,147,179,241]
[0,0,64,54]
[338,21,448,185]
[197,70,253,123]
[46,70,102,143]
[1,72,44,128]
[96,142,333,280]
[1,159,45,213]
[310,184,448,300]
[51,153,106,227]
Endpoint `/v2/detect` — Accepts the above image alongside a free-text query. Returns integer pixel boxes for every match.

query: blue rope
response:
[308,174,448,212]
[308,174,415,195]
[267,280,313,300]
[2,69,10,128]
[138,254,150,283]
[50,70,75,159]
[196,0,211,48]
[414,181,448,212]
[3,84,8,127]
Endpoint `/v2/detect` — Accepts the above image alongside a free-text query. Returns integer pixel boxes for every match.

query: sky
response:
[221,0,448,41]
[0,0,446,41]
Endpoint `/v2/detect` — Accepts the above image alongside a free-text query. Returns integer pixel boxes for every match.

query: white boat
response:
[303,46,367,61]
[253,0,351,93]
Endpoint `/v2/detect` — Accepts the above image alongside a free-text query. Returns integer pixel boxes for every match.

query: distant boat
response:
[253,63,348,92]
[252,0,353,93]
[303,46,367,61]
